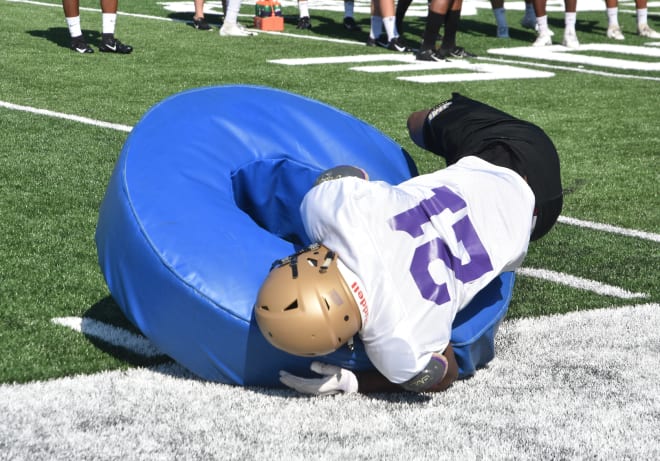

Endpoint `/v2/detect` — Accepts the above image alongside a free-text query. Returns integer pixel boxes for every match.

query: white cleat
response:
[562,29,580,49]
[532,31,553,47]
[638,23,660,38]
[607,25,625,40]
[220,22,258,37]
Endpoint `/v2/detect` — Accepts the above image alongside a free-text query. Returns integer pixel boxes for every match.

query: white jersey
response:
[301,156,535,384]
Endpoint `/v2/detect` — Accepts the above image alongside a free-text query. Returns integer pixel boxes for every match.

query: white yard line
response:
[558,215,660,242]
[52,317,163,357]
[517,267,649,299]
[0,100,133,132]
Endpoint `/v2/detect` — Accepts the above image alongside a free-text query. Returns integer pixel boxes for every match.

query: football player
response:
[62,0,133,54]
[254,93,562,395]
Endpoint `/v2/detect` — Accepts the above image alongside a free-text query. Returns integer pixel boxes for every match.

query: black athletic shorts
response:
[421,93,563,241]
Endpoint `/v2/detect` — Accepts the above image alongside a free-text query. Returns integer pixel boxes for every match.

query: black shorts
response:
[422,93,563,240]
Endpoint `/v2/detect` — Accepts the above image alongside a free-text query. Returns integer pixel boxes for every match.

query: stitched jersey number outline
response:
[390,186,493,306]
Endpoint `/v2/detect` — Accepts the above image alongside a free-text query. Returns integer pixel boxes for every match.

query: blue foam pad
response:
[96,85,511,385]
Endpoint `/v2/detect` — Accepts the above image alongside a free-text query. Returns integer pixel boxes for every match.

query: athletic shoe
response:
[70,37,93,54]
[193,17,212,30]
[376,37,408,52]
[520,15,537,30]
[220,22,257,36]
[437,46,476,59]
[497,25,510,38]
[638,23,660,38]
[343,16,361,31]
[416,48,445,62]
[297,16,312,30]
[366,37,377,47]
[99,37,133,54]
[532,31,553,47]
[606,25,624,40]
[562,29,580,49]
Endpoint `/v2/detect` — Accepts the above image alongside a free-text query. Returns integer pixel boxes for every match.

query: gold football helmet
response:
[254,244,362,357]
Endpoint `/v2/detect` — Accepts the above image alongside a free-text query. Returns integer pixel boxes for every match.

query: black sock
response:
[422,11,445,51]
[395,0,414,34]
[440,9,461,51]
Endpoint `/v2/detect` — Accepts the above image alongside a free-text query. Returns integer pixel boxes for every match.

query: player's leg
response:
[532,0,553,46]
[192,0,212,30]
[416,0,449,61]
[490,0,509,38]
[220,0,257,36]
[561,0,579,48]
[636,0,660,37]
[437,0,475,58]
[343,0,361,31]
[62,0,92,53]
[98,0,133,53]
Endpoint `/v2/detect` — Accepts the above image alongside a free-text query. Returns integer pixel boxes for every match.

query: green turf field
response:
[0,0,658,388]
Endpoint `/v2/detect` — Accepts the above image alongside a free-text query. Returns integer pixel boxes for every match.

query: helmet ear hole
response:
[283,300,298,311]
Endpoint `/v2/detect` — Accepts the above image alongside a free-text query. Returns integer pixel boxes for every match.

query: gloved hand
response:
[279,361,359,396]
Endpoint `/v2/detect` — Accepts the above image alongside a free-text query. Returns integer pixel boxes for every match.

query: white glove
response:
[279,361,359,396]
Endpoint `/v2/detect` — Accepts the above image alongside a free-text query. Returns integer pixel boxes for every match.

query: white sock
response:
[298,1,309,18]
[493,7,507,28]
[637,8,648,26]
[102,13,116,36]
[383,15,397,40]
[66,16,82,38]
[224,0,241,24]
[370,16,383,39]
[344,1,354,18]
[606,7,619,27]
[536,15,549,34]
[564,12,576,32]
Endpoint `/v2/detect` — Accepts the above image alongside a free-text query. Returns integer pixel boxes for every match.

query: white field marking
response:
[558,216,660,243]
[0,100,133,132]
[489,44,660,71]
[52,317,163,357]
[13,0,660,77]
[478,55,660,81]
[271,54,555,81]
[517,268,649,299]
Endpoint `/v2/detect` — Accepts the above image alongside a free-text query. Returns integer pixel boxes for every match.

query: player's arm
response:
[279,346,458,395]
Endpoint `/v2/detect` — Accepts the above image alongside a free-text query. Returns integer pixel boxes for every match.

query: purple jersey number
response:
[390,186,493,306]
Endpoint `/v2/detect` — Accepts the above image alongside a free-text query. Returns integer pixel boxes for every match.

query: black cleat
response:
[366,37,377,47]
[193,17,212,30]
[437,46,476,59]
[70,37,93,54]
[416,48,445,62]
[99,37,133,54]
[297,16,312,30]
[381,36,408,52]
[343,16,361,31]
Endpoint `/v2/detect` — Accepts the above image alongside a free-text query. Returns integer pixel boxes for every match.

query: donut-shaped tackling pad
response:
[95,85,513,386]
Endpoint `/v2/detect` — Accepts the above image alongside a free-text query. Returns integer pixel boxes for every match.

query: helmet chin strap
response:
[346,336,355,351]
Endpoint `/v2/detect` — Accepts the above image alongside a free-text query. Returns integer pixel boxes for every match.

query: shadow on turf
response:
[82,296,172,368]
[81,297,444,402]
[28,27,102,50]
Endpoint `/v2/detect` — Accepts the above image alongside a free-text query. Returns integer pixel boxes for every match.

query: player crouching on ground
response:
[254,93,563,395]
